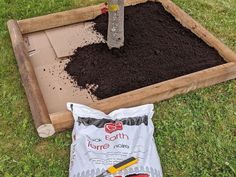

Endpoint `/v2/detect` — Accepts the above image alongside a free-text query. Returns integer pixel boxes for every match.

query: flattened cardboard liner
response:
[23,22,103,114]
[45,22,104,58]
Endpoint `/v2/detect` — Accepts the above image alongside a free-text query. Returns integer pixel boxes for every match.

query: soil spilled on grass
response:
[65,1,226,99]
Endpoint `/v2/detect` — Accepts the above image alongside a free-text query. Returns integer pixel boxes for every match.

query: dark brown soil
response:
[65,1,226,99]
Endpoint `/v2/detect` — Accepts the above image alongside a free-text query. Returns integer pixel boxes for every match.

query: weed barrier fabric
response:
[65,2,226,99]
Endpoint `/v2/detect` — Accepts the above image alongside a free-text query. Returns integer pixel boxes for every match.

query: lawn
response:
[0,0,235,176]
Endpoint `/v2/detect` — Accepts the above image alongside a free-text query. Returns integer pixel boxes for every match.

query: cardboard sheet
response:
[23,23,103,113]
[45,22,104,58]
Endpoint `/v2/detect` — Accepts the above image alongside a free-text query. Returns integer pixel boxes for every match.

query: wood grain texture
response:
[50,62,236,132]
[18,0,148,34]
[7,20,55,138]
[18,4,103,34]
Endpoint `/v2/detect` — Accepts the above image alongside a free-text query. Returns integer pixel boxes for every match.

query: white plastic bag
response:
[68,103,163,177]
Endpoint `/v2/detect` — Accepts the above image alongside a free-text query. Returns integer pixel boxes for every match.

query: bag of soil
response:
[68,103,163,177]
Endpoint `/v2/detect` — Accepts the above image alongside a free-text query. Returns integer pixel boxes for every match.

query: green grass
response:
[0,0,235,176]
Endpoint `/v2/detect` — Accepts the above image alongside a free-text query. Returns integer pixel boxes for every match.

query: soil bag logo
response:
[105,121,123,133]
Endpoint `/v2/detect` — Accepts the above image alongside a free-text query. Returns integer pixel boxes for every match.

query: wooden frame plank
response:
[7,0,236,137]
[18,4,103,34]
[50,62,236,132]
[18,0,148,34]
[7,20,55,138]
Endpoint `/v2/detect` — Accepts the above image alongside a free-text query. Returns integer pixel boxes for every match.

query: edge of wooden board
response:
[17,0,148,34]
[50,62,236,132]
[7,20,55,138]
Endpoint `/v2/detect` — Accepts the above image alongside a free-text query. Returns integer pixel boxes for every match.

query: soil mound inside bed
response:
[65,1,226,99]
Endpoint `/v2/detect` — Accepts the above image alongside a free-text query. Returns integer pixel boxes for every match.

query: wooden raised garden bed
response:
[7,0,236,137]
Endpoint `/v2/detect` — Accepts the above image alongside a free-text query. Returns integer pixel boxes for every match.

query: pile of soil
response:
[65,1,226,99]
